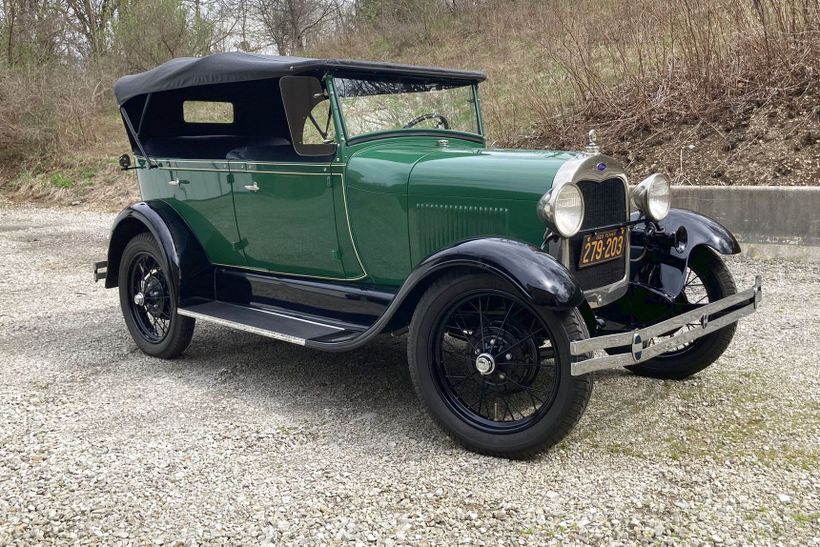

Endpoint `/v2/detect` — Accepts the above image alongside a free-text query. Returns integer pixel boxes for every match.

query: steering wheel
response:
[404,113,450,129]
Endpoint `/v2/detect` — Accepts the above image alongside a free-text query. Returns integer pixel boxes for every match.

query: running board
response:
[177,301,361,345]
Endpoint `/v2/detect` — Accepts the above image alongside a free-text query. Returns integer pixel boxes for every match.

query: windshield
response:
[333,78,480,139]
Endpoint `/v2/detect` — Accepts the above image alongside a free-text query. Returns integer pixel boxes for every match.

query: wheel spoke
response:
[477,296,485,346]
[432,289,561,430]
[494,329,544,357]
[449,370,481,389]
[128,251,172,344]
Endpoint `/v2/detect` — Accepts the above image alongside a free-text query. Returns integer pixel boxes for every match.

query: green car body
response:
[134,78,574,288]
[135,139,575,286]
[98,53,761,457]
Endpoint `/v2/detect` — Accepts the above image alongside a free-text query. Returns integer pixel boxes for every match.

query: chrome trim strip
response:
[549,153,631,308]
[155,167,338,175]
[177,308,307,345]
[234,170,333,176]
[136,155,346,168]
[570,276,762,375]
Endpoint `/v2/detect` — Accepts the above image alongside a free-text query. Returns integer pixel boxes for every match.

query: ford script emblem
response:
[596,162,607,171]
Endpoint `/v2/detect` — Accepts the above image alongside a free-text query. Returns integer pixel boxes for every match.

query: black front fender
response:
[105,201,212,305]
[631,208,740,298]
[308,238,584,352]
[409,238,584,310]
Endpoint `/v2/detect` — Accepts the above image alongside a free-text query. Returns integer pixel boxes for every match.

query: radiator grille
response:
[577,178,627,230]
[569,178,628,290]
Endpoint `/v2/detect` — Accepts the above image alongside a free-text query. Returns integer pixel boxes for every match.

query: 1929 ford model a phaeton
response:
[95,52,762,458]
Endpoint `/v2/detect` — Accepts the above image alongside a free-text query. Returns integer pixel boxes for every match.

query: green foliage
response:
[49,173,75,188]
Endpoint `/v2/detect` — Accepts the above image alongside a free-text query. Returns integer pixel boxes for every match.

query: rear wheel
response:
[118,233,194,359]
[408,273,592,458]
[626,247,736,380]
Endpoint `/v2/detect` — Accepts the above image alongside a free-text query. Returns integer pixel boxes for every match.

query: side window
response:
[280,76,338,157]
[183,101,234,124]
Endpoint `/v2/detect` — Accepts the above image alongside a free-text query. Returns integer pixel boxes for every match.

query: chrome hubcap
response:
[475,353,496,375]
[133,292,145,306]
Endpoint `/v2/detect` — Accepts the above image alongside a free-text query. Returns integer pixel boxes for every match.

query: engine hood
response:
[408,146,581,200]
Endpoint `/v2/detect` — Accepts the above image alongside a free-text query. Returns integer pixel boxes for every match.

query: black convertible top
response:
[114,52,486,105]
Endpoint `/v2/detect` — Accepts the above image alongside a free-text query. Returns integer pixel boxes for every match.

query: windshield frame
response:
[326,75,485,146]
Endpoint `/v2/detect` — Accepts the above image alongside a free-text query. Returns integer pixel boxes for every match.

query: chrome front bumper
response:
[570,276,762,375]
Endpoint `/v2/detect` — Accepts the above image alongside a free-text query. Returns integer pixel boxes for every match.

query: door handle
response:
[244,182,260,192]
[168,178,180,186]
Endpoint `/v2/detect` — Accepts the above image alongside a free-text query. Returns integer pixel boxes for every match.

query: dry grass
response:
[0,65,135,209]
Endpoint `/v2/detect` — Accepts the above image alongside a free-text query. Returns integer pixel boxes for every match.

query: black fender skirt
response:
[630,208,741,299]
[105,201,213,304]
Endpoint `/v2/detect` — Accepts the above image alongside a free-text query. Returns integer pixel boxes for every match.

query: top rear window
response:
[183,101,234,124]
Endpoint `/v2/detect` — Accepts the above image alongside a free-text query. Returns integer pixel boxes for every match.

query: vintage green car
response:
[95,52,761,458]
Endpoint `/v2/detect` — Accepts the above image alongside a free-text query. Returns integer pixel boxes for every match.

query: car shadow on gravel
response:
[170,325,672,454]
[171,326,432,446]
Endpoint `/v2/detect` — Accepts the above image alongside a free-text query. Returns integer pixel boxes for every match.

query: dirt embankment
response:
[601,92,820,186]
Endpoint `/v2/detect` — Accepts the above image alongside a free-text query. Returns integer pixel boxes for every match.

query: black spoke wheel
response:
[408,273,593,458]
[118,233,195,359]
[128,252,172,343]
[433,291,561,432]
[626,247,737,380]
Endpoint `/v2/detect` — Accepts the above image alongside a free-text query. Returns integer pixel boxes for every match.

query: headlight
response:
[538,183,585,237]
[632,173,671,221]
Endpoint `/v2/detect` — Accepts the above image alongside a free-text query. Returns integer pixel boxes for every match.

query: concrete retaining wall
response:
[670,186,820,261]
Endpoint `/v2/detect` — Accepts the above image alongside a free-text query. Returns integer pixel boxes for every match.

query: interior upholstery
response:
[141,136,292,160]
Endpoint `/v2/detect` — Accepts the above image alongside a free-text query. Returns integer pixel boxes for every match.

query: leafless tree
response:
[1,0,69,65]
[63,0,118,58]
[254,0,334,55]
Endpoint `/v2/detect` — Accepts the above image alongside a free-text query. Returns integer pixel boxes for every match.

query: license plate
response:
[578,227,626,269]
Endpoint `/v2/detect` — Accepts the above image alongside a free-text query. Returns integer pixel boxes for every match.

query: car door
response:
[231,161,346,278]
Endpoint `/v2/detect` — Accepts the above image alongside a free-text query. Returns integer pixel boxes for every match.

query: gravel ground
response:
[1,202,818,546]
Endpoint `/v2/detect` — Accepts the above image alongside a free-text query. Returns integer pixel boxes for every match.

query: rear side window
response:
[183,101,234,124]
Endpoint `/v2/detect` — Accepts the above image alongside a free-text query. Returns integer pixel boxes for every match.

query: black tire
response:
[118,232,195,359]
[626,247,736,380]
[407,272,592,459]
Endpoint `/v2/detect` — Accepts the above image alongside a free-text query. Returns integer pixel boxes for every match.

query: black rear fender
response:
[105,201,212,305]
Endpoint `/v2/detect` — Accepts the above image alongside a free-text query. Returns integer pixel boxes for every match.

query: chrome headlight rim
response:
[538,182,586,238]
[632,173,671,221]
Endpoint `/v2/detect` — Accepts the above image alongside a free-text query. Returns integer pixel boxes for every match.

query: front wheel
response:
[408,273,592,459]
[118,232,194,359]
[626,247,737,380]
